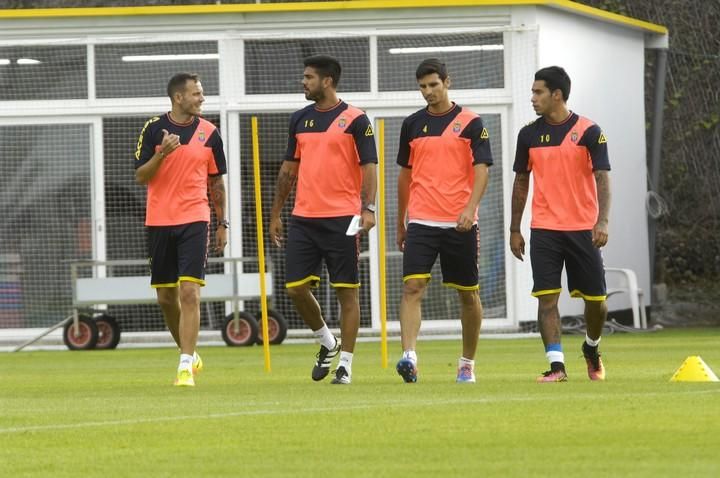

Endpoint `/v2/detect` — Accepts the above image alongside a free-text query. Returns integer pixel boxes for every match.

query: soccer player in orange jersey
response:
[135,73,228,387]
[510,66,611,383]
[269,56,378,385]
[395,59,493,384]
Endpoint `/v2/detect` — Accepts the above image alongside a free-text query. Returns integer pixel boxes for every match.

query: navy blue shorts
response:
[529,228,606,300]
[147,221,209,287]
[285,215,360,288]
[402,223,479,290]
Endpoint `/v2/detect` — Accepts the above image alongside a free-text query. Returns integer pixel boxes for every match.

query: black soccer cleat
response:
[330,366,351,384]
[311,338,341,381]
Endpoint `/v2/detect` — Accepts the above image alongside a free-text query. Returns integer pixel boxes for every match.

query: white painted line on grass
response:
[1,388,718,435]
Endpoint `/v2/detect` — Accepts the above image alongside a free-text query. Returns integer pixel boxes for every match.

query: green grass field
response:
[2,329,719,477]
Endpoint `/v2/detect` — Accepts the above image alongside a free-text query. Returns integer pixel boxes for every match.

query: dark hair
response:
[303,55,342,87]
[415,58,448,81]
[167,72,200,99]
[534,66,571,101]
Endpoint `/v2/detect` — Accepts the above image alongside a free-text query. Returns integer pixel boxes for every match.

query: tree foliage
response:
[579,1,720,283]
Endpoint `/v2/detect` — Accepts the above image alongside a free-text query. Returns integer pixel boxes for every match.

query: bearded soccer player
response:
[510,66,611,383]
[135,73,228,387]
[269,55,377,385]
[395,58,492,384]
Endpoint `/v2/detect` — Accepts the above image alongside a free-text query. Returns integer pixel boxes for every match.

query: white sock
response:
[178,353,193,371]
[546,351,564,364]
[585,335,601,347]
[459,357,475,368]
[403,350,417,364]
[339,351,353,375]
[312,325,336,350]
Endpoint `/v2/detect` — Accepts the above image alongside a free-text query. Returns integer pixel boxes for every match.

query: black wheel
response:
[63,315,99,350]
[255,309,288,345]
[222,312,259,347]
[94,314,121,349]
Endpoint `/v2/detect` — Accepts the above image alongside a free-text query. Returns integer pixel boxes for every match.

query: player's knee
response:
[179,284,200,307]
[156,289,178,309]
[457,289,480,306]
[286,284,310,300]
[156,295,175,309]
[537,295,559,315]
[403,279,427,298]
[335,287,358,304]
[585,299,607,313]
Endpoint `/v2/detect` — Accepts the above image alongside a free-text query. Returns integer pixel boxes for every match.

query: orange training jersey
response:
[134,114,227,226]
[397,104,493,222]
[513,112,610,230]
[285,101,378,218]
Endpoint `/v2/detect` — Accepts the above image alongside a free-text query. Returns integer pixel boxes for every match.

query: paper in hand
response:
[345,215,362,236]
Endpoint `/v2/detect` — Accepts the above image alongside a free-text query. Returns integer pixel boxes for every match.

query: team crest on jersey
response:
[338,117,347,128]
[452,121,462,133]
[198,130,206,142]
[571,131,578,143]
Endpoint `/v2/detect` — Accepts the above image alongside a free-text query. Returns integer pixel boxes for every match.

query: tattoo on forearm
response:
[279,170,296,193]
[594,171,611,223]
[361,188,373,209]
[209,177,226,219]
[360,164,377,210]
[272,168,297,212]
[510,174,530,229]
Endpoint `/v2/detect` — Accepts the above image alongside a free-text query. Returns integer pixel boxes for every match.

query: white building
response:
[0,1,667,336]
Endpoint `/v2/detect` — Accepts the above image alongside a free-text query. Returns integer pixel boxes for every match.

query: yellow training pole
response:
[251,116,271,372]
[377,119,388,369]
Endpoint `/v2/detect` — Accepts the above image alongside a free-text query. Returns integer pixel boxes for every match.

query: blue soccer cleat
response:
[396,358,418,383]
[456,364,476,383]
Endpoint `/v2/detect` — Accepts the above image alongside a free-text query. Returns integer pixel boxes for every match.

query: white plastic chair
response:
[605,267,647,329]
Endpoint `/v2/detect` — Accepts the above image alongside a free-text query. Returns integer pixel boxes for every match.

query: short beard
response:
[305,90,323,102]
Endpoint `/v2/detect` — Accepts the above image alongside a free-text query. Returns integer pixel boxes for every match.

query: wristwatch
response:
[217,219,230,229]
[363,204,376,213]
